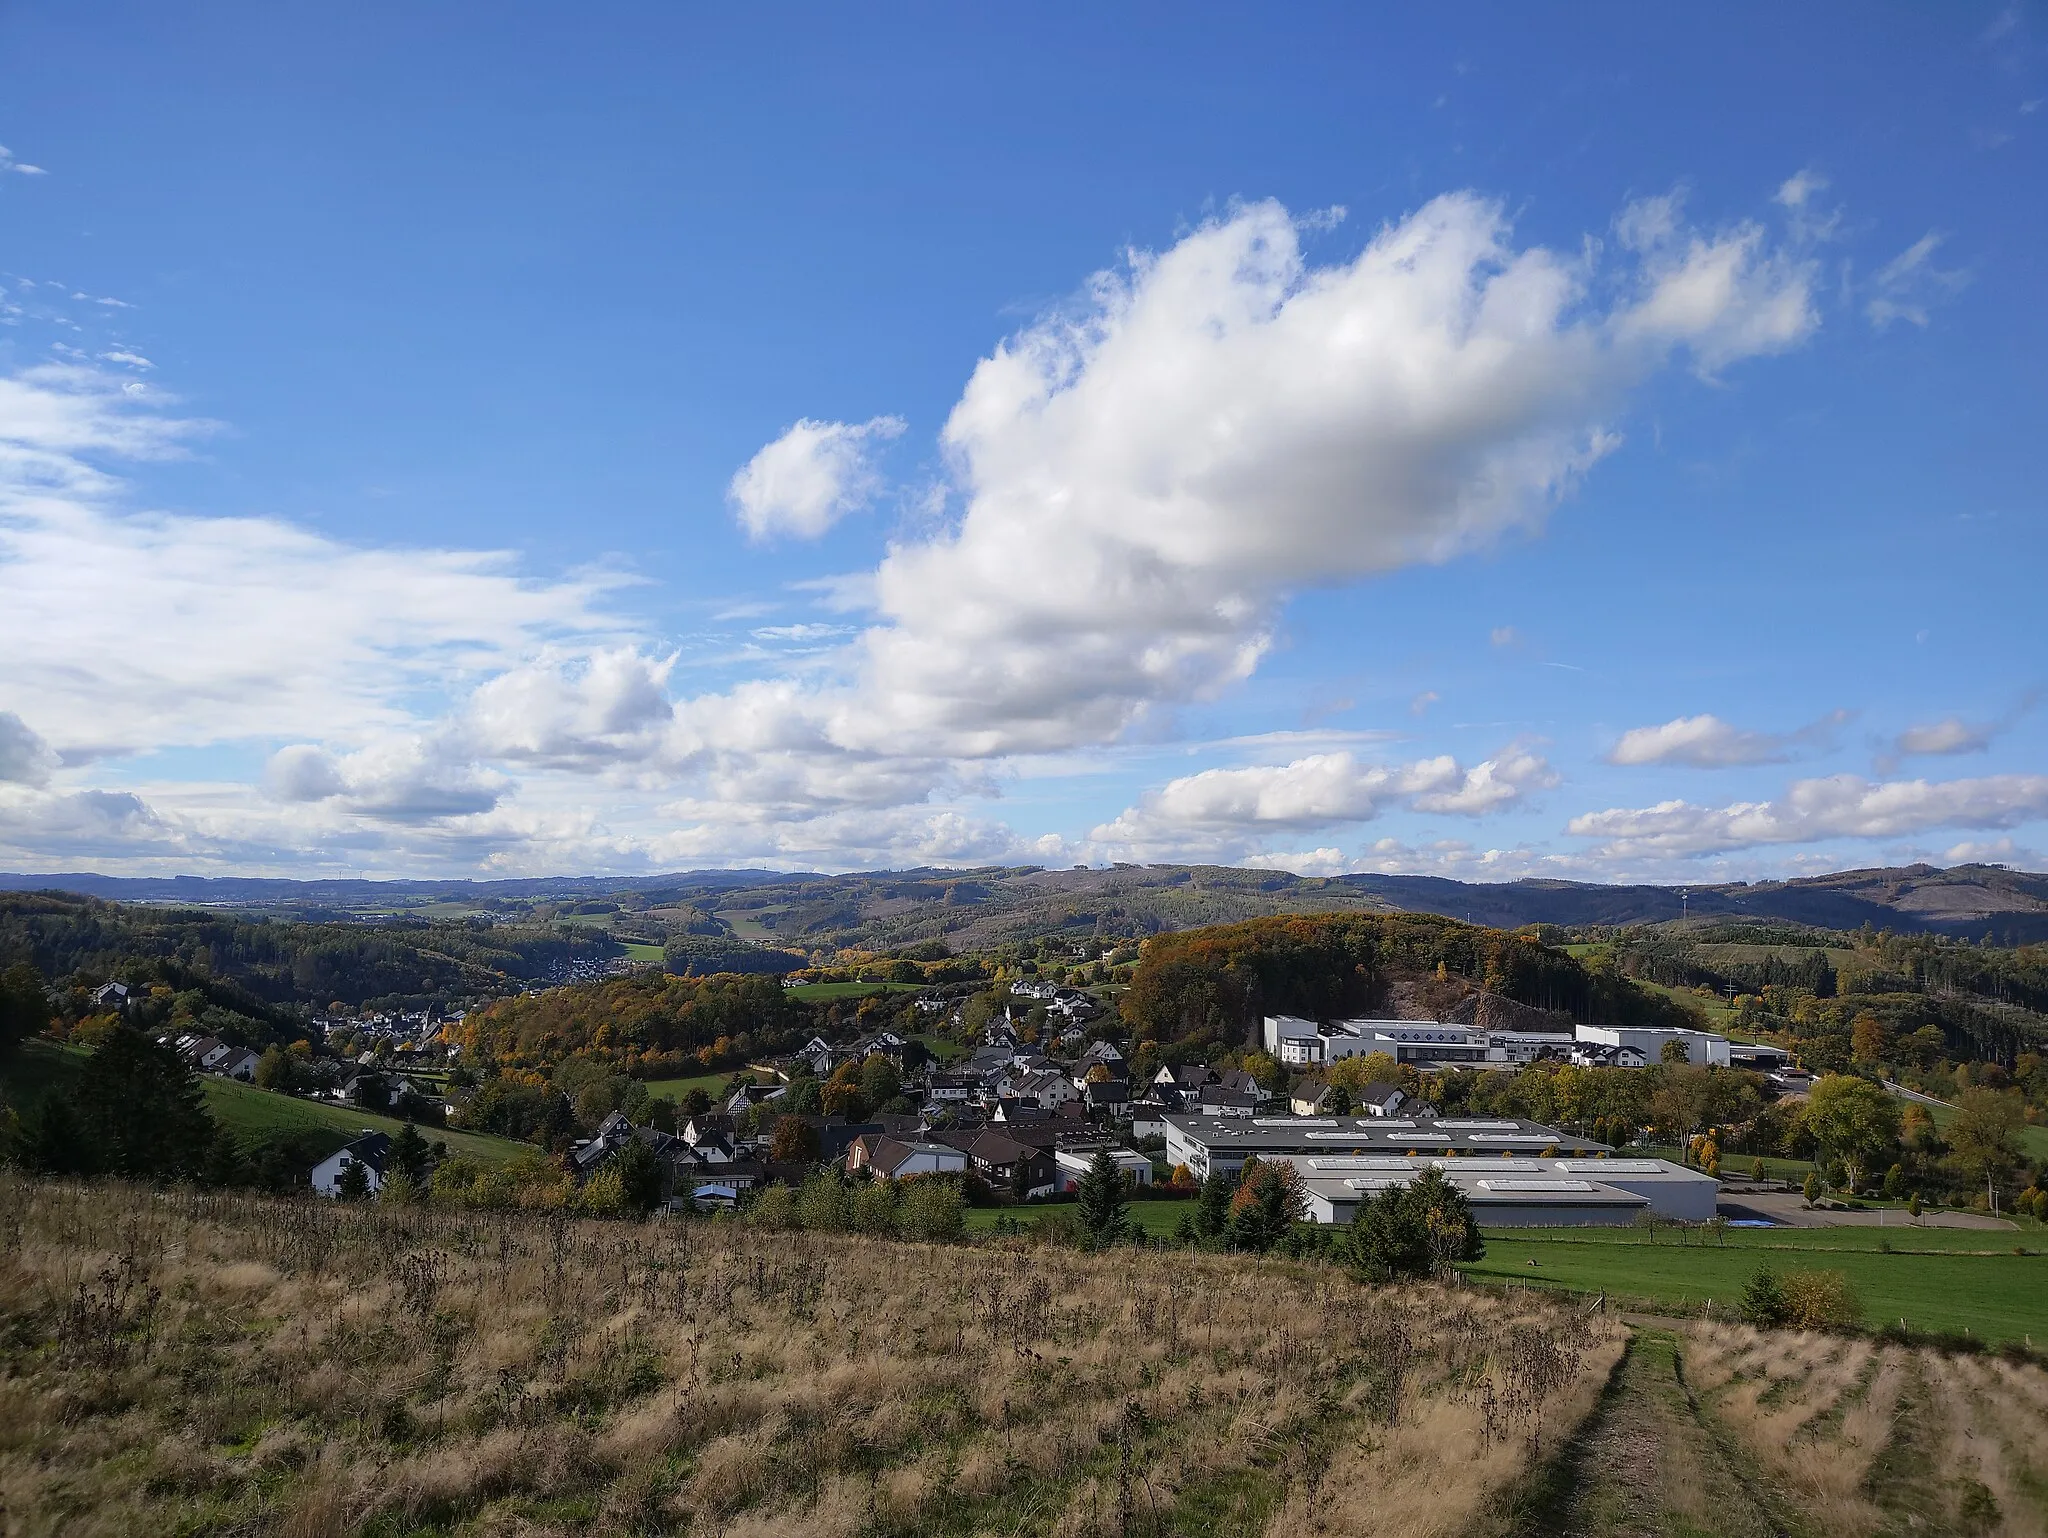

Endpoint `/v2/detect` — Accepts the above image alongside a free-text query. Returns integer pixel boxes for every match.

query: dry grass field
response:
[0,1174,1625,1538]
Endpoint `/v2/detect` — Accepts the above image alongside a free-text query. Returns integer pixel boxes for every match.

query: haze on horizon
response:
[0,4,2043,885]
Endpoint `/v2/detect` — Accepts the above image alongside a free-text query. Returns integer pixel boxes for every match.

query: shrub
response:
[1780,1269,1861,1330]
[579,1166,628,1217]
[851,1179,899,1237]
[795,1172,851,1233]
[749,1184,799,1230]
[899,1176,965,1242]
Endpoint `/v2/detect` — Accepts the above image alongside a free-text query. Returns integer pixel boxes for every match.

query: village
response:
[296,984,1742,1230]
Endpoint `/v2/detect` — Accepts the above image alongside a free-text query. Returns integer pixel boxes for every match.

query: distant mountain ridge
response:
[2,861,2044,945]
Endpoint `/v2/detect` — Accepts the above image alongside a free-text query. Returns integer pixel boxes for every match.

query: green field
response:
[201,1078,530,1165]
[786,980,924,1001]
[963,1198,1192,1238]
[639,1067,772,1104]
[1916,1093,2048,1164]
[618,941,667,962]
[1462,1225,2048,1343]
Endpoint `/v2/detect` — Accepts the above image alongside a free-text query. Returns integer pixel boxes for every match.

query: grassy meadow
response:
[200,1077,531,1167]
[1465,1223,2048,1344]
[0,1174,1626,1538]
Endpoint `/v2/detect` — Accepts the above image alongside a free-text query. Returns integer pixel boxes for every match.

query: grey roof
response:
[1162,1112,1608,1158]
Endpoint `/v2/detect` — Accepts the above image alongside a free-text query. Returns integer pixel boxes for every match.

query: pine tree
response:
[336,1157,371,1201]
[1739,1266,1788,1327]
[72,1023,215,1182]
[612,1136,666,1217]
[392,1122,432,1185]
[1194,1164,1234,1240]
[1075,1149,1133,1249]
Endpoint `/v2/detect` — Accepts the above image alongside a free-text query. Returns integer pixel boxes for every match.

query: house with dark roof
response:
[845,1135,969,1180]
[311,1132,390,1197]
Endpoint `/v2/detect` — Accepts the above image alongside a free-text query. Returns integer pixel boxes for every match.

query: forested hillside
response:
[1116,911,1700,1051]
[449,971,812,1078]
[0,891,611,1016]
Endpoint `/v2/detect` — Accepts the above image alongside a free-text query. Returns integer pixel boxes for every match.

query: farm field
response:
[617,941,666,962]
[1463,1225,2048,1343]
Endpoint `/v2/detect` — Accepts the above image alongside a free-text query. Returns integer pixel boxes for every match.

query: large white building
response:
[1574,1025,1731,1067]
[1161,1113,1717,1226]
[1263,1015,1731,1071]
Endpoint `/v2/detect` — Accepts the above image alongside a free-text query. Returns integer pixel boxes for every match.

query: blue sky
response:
[0,3,2043,880]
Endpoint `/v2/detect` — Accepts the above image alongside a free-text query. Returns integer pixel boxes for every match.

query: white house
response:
[311,1132,390,1198]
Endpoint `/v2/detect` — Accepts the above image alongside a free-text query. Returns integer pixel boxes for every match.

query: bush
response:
[795,1172,852,1232]
[1781,1269,1862,1330]
[899,1176,965,1242]
[749,1184,799,1230]
[851,1179,900,1237]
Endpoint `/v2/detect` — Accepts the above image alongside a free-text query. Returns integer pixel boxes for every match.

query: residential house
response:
[844,1135,969,1180]
[1355,1082,1409,1117]
[91,981,131,1010]
[1006,1067,1080,1111]
[1193,1084,1258,1118]
[214,1047,261,1081]
[965,1131,1057,1199]
[1290,1079,1335,1116]
[311,1132,390,1198]
[1074,1040,1128,1082]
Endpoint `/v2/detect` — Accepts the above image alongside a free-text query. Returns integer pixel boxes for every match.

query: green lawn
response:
[639,1067,771,1104]
[1917,1094,2048,1165]
[963,1198,1193,1238]
[1462,1225,2048,1344]
[618,941,667,962]
[914,1033,966,1063]
[786,980,924,1001]
[201,1078,530,1166]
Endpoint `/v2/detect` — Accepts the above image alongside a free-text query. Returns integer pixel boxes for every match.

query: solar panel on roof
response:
[1466,1133,1555,1144]
[1256,1117,1334,1127]
[1553,1159,1670,1174]
[1433,1119,1521,1130]
[1476,1178,1597,1193]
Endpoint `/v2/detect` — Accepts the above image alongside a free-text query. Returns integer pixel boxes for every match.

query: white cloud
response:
[1606,710,1847,768]
[1567,773,2048,858]
[728,415,906,540]
[1088,744,1555,861]
[0,180,1833,876]
[0,712,59,786]
[1893,716,1992,758]
[1864,232,1969,330]
[266,739,506,822]
[0,145,46,177]
[768,187,1817,764]
[0,365,633,764]
[1613,190,1819,372]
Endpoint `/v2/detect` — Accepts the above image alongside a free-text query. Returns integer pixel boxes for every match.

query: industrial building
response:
[1162,1113,1718,1226]
[1262,1014,1743,1072]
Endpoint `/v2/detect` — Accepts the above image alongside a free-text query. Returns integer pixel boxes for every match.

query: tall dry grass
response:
[0,1174,1622,1537]
[1687,1318,2048,1538]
